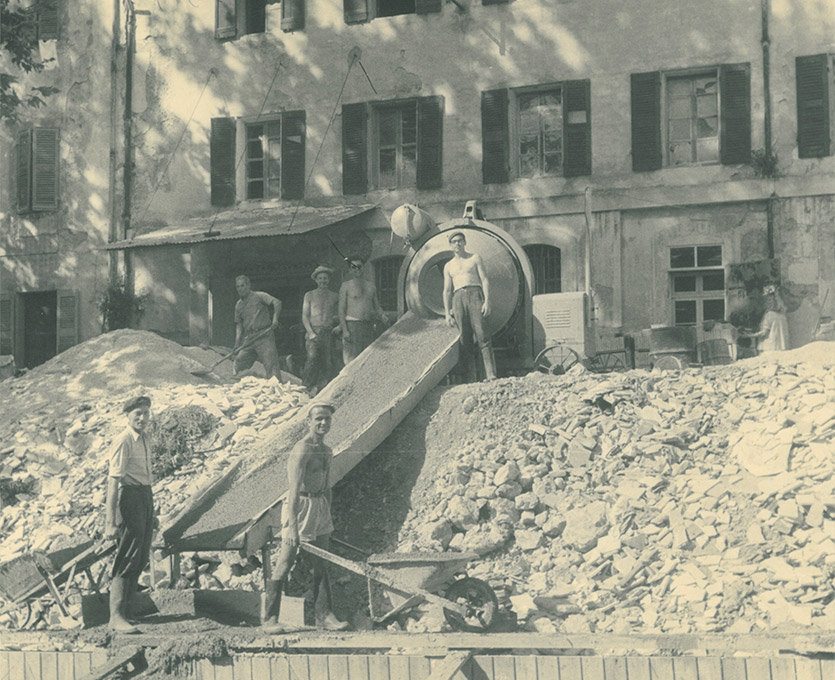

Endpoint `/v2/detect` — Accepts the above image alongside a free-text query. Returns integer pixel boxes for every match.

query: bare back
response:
[446,253,484,291]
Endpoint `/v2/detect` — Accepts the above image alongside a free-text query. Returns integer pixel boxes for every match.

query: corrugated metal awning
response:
[103,204,379,250]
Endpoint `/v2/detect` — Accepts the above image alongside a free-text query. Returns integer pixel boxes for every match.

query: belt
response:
[299,491,326,498]
[454,285,483,293]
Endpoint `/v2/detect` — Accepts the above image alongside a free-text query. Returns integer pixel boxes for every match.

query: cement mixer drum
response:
[404,227,524,337]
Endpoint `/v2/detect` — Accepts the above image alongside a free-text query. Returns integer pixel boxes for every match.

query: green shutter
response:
[31,127,59,211]
[481,88,509,184]
[344,0,368,24]
[342,103,368,195]
[16,129,32,212]
[0,293,14,356]
[630,71,662,171]
[281,110,306,200]
[56,289,79,354]
[37,0,59,40]
[215,0,237,39]
[281,0,305,31]
[417,96,443,190]
[796,54,831,158]
[720,63,751,165]
[210,117,236,206]
[416,0,442,14]
[563,79,592,177]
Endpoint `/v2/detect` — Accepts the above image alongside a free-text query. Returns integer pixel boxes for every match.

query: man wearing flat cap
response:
[104,395,155,633]
[302,265,340,394]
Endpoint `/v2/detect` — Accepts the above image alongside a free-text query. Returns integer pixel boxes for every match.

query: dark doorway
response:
[23,291,57,368]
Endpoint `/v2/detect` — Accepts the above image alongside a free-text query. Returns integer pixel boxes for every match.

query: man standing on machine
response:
[443,231,497,381]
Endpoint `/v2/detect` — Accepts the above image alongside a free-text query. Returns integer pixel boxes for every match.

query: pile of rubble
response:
[0,330,308,627]
[397,343,835,634]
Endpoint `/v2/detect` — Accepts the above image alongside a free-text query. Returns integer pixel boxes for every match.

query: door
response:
[23,291,57,368]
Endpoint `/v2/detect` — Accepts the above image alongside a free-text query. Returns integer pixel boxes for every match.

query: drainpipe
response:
[761,0,775,259]
[122,0,136,293]
[107,0,121,284]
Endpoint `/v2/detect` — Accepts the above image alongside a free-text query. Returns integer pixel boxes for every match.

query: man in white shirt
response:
[105,395,155,633]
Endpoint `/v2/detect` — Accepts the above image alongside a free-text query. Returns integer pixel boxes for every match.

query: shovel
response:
[190,327,274,377]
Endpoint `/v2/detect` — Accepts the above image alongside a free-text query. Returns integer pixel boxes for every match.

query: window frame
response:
[372,101,419,190]
[373,255,405,312]
[668,245,726,327]
[662,67,721,168]
[245,118,282,200]
[523,244,562,295]
[510,83,566,179]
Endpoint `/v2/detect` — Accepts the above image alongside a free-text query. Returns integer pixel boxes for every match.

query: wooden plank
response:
[328,654,351,680]
[74,653,92,678]
[535,656,559,680]
[213,656,234,680]
[0,652,8,680]
[348,654,370,680]
[819,659,835,680]
[368,654,390,680]
[76,648,143,680]
[287,655,310,680]
[251,656,271,680]
[471,656,495,680]
[57,652,75,680]
[307,655,329,680]
[771,657,797,680]
[603,656,628,680]
[194,658,215,680]
[626,656,651,680]
[9,651,24,680]
[696,657,723,680]
[581,656,605,680]
[409,656,432,678]
[232,655,253,680]
[672,657,699,680]
[512,656,538,680]
[388,655,411,680]
[794,657,822,680]
[721,658,747,680]
[747,657,772,680]
[270,655,291,680]
[648,656,674,680]
[561,656,584,680]
[492,656,516,680]
[23,651,39,680]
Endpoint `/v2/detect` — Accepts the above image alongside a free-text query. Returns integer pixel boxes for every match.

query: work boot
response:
[316,611,349,631]
[481,345,497,381]
[109,576,139,634]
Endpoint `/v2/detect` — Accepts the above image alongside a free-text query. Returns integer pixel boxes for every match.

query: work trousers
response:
[111,485,154,580]
[234,332,281,380]
[302,326,334,390]
[342,320,376,365]
[452,286,496,381]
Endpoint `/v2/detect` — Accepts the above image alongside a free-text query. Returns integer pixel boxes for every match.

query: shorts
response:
[281,494,334,543]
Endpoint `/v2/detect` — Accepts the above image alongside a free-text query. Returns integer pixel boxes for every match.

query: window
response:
[16,127,59,213]
[669,245,725,327]
[18,0,59,41]
[523,245,561,295]
[631,64,750,171]
[481,80,590,184]
[796,54,833,158]
[210,112,305,207]
[374,256,404,311]
[666,72,718,166]
[342,96,443,195]
[215,0,303,38]
[343,0,440,24]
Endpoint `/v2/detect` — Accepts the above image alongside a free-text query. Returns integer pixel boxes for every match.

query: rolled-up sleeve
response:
[256,291,280,308]
[108,434,130,478]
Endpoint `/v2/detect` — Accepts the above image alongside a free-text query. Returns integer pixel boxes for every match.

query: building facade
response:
[2,0,834,365]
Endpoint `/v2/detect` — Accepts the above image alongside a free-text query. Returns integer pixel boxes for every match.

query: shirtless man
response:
[443,231,497,381]
[302,266,340,393]
[338,257,386,365]
[262,403,348,633]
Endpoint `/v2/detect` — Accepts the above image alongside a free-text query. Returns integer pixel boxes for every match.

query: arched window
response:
[523,244,561,295]
[374,255,405,311]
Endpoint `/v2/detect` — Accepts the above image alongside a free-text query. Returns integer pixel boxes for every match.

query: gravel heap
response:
[395,343,835,635]
[0,330,308,628]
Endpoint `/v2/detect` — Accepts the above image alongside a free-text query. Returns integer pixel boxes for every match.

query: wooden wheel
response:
[443,577,498,632]
[535,344,581,375]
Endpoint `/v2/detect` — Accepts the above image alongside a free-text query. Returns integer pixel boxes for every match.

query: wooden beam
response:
[76,647,145,680]
[427,651,473,680]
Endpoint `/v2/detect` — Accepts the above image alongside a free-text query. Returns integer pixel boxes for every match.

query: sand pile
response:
[395,343,835,634]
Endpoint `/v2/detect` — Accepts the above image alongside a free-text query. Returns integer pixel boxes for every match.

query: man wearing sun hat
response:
[302,265,340,394]
[104,395,155,633]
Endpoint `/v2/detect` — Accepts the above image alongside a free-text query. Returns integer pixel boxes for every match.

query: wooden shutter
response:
[344,0,368,24]
[481,88,509,184]
[342,103,368,195]
[281,110,306,200]
[31,127,59,211]
[563,79,591,177]
[0,294,14,356]
[56,290,79,354]
[281,0,305,31]
[210,117,236,206]
[37,0,59,40]
[416,96,443,190]
[416,0,442,14]
[245,0,267,34]
[720,63,751,165]
[16,129,32,212]
[796,54,831,158]
[215,0,237,39]
[630,71,662,171]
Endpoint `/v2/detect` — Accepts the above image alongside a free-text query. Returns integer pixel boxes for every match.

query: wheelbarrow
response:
[300,543,498,632]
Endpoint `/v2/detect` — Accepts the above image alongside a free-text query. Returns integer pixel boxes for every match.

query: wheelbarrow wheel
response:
[442,577,498,632]
[534,344,581,375]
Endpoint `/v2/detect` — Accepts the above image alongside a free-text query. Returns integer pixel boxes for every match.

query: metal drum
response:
[404,227,523,338]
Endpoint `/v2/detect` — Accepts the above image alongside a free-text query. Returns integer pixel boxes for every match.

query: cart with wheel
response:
[300,543,498,632]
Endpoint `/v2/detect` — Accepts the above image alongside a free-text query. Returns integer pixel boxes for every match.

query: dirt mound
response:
[385,345,835,634]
